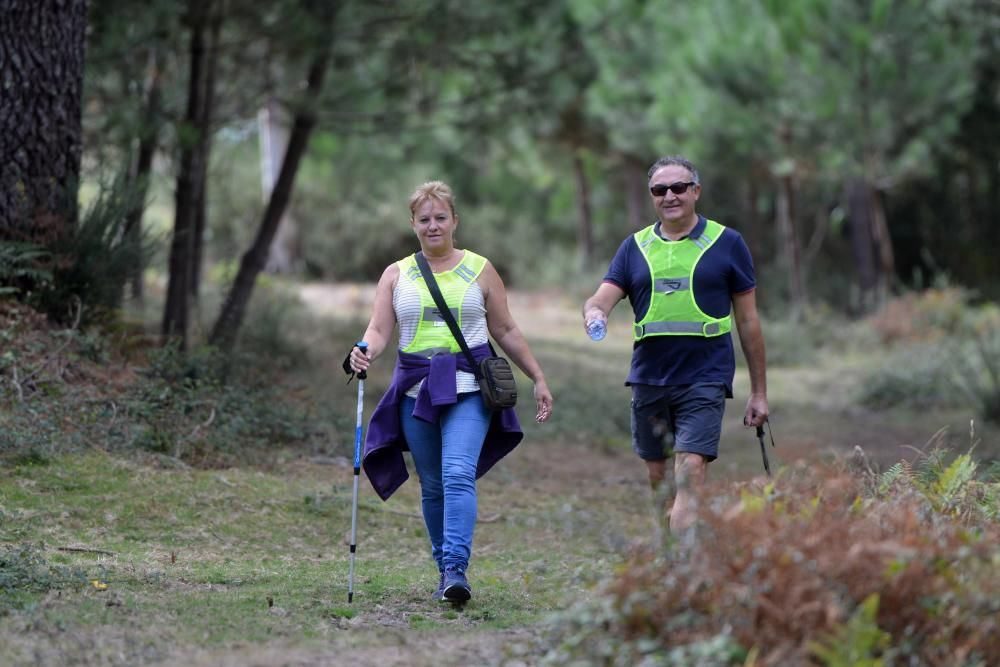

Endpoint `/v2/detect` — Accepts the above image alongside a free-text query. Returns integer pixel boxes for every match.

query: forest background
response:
[2,1,1000,665]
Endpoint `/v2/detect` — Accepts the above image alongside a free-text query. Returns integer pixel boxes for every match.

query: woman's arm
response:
[349,264,399,373]
[479,260,553,423]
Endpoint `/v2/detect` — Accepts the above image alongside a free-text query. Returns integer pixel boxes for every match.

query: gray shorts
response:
[630,383,727,462]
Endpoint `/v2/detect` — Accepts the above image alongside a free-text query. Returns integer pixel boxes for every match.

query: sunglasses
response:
[649,181,697,197]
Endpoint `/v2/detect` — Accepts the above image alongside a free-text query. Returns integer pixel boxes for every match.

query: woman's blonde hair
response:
[408,180,457,219]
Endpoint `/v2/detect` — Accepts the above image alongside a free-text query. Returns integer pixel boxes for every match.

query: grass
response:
[0,436,648,664]
[2,284,998,665]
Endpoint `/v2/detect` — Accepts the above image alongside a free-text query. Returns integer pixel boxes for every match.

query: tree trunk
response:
[847,178,879,314]
[259,98,299,274]
[870,188,894,305]
[189,5,223,303]
[775,172,807,317]
[623,155,649,232]
[571,146,594,271]
[209,49,331,347]
[162,1,211,346]
[0,0,88,251]
[124,44,165,301]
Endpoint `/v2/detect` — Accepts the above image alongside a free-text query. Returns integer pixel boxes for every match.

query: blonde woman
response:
[348,181,552,601]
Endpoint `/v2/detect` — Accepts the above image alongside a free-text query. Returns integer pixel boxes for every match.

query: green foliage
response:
[858,298,1000,423]
[877,444,997,522]
[855,342,962,410]
[32,177,153,327]
[0,296,316,468]
[121,342,311,465]
[0,242,53,297]
[809,594,892,667]
[950,312,1000,424]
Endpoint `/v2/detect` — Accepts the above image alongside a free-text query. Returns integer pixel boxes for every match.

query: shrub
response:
[855,341,964,409]
[31,177,153,327]
[543,460,1000,666]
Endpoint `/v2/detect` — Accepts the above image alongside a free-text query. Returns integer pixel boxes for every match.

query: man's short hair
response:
[647,156,700,184]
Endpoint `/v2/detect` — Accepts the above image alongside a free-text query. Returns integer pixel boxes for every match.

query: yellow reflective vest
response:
[397,251,487,356]
[632,220,733,341]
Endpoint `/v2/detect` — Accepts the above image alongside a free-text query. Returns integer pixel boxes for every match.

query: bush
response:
[855,341,964,409]
[543,459,1000,666]
[857,302,1000,423]
[950,309,1000,424]
[31,177,153,327]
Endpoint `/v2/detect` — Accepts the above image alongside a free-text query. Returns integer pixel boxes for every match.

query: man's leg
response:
[669,452,708,534]
[644,458,672,542]
[667,383,725,539]
[631,384,675,543]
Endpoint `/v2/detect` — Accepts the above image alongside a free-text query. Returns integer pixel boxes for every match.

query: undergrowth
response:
[858,289,1000,424]
[544,451,1000,666]
[0,544,88,615]
[0,297,326,468]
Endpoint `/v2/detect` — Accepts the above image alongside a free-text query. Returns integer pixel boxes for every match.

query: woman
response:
[348,180,553,602]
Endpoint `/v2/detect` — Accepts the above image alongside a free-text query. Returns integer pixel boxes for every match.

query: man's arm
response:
[732,289,768,427]
[582,282,626,332]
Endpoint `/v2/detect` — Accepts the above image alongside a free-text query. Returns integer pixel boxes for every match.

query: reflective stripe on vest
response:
[632,220,732,340]
[398,250,487,356]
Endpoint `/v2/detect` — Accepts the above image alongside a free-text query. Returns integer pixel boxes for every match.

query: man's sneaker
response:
[432,570,445,601]
[442,566,471,602]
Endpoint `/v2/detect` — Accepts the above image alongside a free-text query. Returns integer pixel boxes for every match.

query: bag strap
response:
[414,252,483,381]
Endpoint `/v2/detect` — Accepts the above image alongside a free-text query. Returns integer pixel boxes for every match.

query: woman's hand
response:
[533,379,553,423]
[349,345,371,374]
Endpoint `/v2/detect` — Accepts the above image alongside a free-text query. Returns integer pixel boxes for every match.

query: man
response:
[582,155,768,537]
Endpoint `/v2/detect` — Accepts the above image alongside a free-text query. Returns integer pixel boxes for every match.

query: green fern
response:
[877,463,906,496]
[0,242,53,296]
[808,594,892,667]
[30,176,153,325]
[932,454,978,511]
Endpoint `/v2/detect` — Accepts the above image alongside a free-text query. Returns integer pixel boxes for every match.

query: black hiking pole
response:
[756,421,775,477]
[343,341,368,603]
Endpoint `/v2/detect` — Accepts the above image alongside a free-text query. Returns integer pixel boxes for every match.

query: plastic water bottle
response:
[586,318,607,341]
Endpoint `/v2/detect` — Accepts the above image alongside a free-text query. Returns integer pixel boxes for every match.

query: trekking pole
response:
[756,420,775,478]
[344,341,368,603]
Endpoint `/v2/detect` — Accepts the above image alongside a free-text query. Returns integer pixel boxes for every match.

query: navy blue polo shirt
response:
[603,216,756,396]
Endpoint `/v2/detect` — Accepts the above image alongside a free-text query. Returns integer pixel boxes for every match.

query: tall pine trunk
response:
[0,0,88,254]
[162,0,213,346]
[124,44,165,301]
[847,178,879,314]
[189,5,223,303]
[571,146,594,272]
[775,171,807,317]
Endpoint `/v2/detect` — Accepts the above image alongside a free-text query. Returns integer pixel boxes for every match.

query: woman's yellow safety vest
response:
[397,250,487,356]
[632,220,732,341]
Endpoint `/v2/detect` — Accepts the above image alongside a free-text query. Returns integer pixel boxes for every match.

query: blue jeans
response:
[400,392,491,572]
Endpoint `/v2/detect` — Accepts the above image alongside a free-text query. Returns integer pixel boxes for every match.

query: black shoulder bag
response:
[414,252,517,411]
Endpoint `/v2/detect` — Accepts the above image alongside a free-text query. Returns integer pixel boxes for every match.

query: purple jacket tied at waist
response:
[363,344,523,500]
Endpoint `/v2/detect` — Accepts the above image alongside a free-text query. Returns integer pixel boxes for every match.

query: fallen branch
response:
[57,546,117,557]
[20,296,83,388]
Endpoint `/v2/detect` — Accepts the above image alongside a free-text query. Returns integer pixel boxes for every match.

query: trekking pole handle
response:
[355,341,368,380]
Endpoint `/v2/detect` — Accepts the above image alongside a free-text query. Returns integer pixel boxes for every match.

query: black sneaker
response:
[432,570,445,601]
[442,566,471,602]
